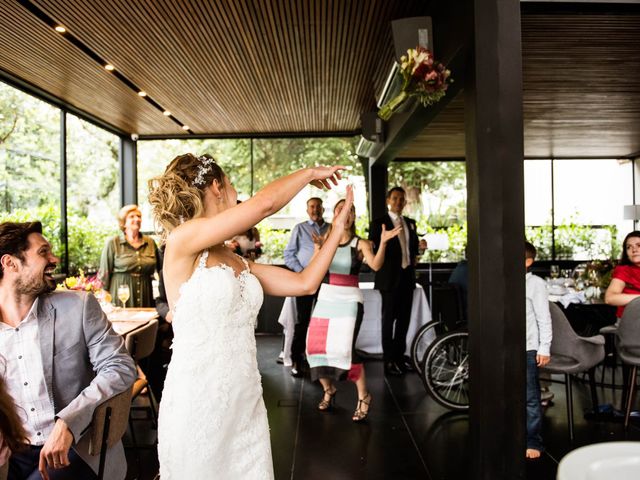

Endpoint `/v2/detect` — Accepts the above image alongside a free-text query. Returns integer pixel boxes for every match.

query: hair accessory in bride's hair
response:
[192,155,216,187]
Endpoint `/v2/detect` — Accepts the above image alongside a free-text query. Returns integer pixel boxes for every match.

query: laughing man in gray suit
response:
[0,221,136,480]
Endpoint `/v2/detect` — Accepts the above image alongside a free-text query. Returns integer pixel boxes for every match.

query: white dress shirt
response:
[0,298,56,445]
[525,272,553,356]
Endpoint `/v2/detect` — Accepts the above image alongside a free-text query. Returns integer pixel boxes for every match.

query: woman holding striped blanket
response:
[306,199,401,422]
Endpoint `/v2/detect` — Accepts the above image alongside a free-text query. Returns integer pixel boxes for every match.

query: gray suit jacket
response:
[37,291,136,480]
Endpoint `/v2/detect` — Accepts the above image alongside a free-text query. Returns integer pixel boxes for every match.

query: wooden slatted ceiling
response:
[399,13,640,159]
[12,0,425,135]
[3,3,639,158]
[0,1,183,135]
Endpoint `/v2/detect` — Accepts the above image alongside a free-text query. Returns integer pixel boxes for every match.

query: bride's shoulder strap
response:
[198,249,209,268]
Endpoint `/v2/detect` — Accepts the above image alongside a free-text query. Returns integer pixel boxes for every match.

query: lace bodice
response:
[171,250,263,349]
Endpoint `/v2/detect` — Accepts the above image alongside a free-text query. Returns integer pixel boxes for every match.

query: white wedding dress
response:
[158,250,274,479]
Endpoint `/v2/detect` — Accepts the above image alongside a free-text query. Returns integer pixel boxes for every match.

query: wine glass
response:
[550,265,560,279]
[117,284,130,309]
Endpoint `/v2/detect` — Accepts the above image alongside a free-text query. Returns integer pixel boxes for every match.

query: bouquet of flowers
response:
[58,271,112,303]
[378,47,452,121]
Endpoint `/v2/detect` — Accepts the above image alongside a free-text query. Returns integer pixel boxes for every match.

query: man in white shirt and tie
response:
[369,187,420,376]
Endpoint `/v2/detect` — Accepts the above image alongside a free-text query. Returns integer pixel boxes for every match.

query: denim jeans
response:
[526,350,544,451]
[9,445,96,480]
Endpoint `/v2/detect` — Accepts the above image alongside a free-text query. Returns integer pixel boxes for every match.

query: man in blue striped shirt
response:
[284,197,330,376]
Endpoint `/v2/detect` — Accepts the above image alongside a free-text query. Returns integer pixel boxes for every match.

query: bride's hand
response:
[309,166,345,190]
[312,232,325,249]
[330,185,354,231]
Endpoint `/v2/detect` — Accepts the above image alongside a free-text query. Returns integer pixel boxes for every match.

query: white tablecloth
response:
[277,282,431,366]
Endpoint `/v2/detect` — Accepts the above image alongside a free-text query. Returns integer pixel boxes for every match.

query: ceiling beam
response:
[138,131,360,141]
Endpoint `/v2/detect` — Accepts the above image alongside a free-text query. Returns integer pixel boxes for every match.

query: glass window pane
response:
[138,137,362,263]
[0,82,61,254]
[524,160,552,260]
[387,161,467,262]
[553,159,633,260]
[137,139,252,229]
[66,114,120,273]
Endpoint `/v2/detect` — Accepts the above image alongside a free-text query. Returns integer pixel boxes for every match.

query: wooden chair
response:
[89,387,132,480]
[124,319,159,447]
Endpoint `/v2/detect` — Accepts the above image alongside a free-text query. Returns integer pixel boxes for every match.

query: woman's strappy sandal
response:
[352,392,371,422]
[318,387,337,411]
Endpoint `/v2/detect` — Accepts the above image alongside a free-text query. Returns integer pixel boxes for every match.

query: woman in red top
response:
[605,231,640,317]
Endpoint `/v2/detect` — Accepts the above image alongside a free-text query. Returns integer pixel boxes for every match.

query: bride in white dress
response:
[148,153,353,479]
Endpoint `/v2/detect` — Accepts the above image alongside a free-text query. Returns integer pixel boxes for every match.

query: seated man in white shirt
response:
[0,221,136,480]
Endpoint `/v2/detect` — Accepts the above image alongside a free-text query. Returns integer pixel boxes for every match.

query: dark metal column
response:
[465,0,526,478]
[120,137,137,206]
[368,161,388,221]
[59,111,68,274]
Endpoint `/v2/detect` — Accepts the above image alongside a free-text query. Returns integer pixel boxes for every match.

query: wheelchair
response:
[410,282,470,411]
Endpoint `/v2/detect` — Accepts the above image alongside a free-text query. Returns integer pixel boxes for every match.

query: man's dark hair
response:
[386,186,406,198]
[307,197,323,206]
[525,241,537,260]
[0,221,43,279]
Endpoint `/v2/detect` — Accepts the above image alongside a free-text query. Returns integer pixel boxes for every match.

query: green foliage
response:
[525,226,553,260]
[0,83,60,211]
[252,137,361,191]
[66,114,119,218]
[256,223,290,264]
[526,223,618,261]
[137,137,361,206]
[355,211,370,239]
[415,220,467,262]
[67,214,115,273]
[388,161,467,224]
[138,139,253,202]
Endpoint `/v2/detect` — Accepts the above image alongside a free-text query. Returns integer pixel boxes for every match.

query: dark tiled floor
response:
[124,335,640,479]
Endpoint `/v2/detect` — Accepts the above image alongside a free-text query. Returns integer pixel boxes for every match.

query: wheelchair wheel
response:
[410,320,444,374]
[421,331,470,411]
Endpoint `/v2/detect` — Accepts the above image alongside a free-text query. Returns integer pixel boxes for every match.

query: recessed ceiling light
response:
[163,110,171,116]
[138,91,147,97]
[182,125,190,131]
[105,64,114,71]
[55,26,66,33]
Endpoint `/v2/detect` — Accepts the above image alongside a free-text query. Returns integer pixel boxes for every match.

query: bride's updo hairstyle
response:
[148,153,225,237]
